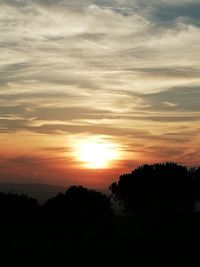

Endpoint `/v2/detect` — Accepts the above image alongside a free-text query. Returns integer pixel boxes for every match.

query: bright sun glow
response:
[75,138,119,169]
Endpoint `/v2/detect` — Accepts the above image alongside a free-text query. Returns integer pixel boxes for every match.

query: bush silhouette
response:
[110,162,195,215]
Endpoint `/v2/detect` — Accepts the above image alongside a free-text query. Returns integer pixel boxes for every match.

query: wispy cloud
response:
[0,0,200,185]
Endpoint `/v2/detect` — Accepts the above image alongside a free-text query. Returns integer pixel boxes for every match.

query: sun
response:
[75,138,119,169]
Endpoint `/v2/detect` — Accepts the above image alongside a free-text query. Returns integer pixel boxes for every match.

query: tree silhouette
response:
[0,192,39,221]
[189,167,200,203]
[43,185,113,221]
[110,162,195,215]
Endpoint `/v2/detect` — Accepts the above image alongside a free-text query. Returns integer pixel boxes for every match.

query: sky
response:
[0,0,200,188]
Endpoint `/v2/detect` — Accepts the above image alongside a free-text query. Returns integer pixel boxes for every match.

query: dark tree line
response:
[1,162,200,266]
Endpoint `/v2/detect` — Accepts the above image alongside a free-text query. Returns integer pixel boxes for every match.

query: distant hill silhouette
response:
[0,183,66,203]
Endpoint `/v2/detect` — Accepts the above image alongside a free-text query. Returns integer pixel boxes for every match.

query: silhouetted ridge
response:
[0,183,66,203]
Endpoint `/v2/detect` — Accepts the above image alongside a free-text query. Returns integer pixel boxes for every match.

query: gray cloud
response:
[0,118,28,132]
[146,1,200,26]
[138,86,200,111]
[0,105,26,116]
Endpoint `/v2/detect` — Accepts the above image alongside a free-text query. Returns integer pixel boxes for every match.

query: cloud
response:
[151,2,200,25]
[0,154,72,185]
[138,86,200,112]
[0,0,200,181]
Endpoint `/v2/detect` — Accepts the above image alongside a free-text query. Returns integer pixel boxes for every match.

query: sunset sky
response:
[0,0,200,188]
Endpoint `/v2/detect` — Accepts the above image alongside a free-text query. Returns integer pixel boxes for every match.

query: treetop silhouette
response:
[43,185,113,221]
[110,162,195,215]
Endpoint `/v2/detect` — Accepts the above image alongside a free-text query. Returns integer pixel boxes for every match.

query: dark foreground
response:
[2,162,200,266]
[2,213,200,266]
